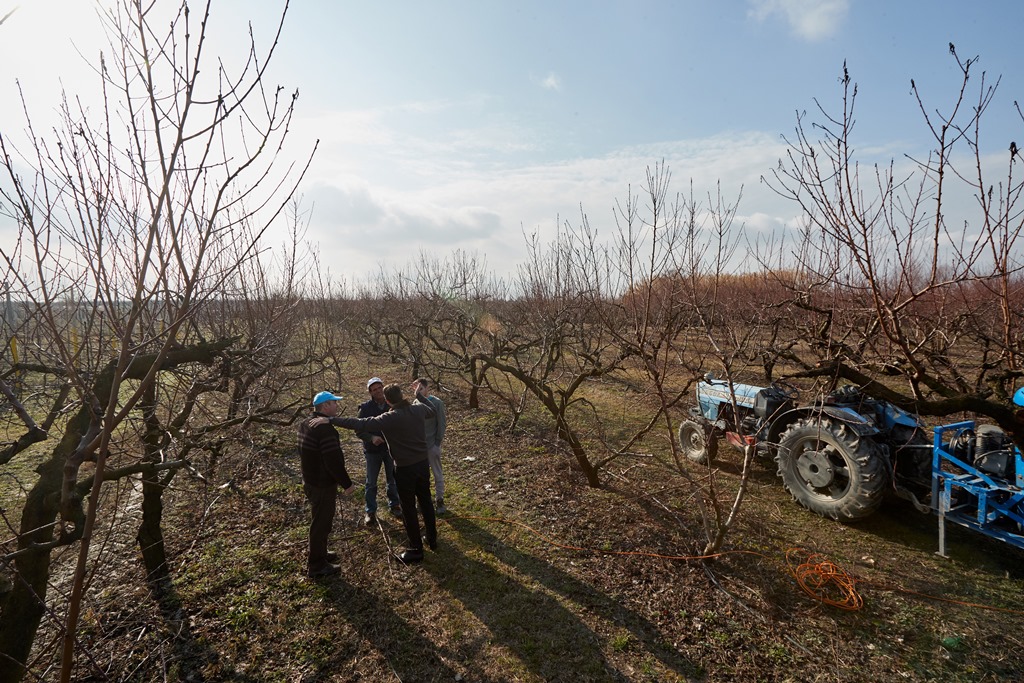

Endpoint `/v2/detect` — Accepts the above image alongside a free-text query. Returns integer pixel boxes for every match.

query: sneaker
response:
[389,505,403,518]
[435,498,447,515]
[326,551,339,563]
[308,563,341,578]
[364,513,377,526]
[424,536,438,551]
[397,548,424,564]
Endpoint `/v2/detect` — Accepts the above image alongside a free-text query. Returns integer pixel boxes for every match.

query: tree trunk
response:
[138,385,171,593]
[0,340,232,680]
[468,360,489,410]
[137,469,172,592]
[473,353,605,487]
[557,417,601,488]
[0,410,89,682]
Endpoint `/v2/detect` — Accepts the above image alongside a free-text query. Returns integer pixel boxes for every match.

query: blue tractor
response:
[680,375,1024,551]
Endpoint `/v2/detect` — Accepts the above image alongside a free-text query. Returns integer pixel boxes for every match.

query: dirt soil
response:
[69,398,1024,682]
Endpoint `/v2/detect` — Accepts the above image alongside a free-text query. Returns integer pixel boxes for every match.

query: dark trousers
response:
[304,483,337,571]
[393,459,436,550]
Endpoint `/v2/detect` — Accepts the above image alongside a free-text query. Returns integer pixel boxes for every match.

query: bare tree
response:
[456,225,634,487]
[764,53,1024,447]
[0,1,312,679]
[569,162,772,554]
[133,205,322,596]
[408,250,504,408]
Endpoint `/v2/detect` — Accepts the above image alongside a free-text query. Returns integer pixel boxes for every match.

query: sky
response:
[1,0,1022,284]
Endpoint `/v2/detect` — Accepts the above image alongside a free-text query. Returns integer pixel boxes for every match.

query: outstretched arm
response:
[413,389,436,417]
[331,415,370,431]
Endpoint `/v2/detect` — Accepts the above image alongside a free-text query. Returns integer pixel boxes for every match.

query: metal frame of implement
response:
[932,421,1024,556]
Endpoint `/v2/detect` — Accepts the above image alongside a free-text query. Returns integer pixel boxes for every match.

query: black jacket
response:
[332,400,435,468]
[356,398,390,454]
[298,411,353,489]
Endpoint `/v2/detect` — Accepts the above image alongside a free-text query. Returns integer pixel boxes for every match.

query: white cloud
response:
[540,72,562,91]
[304,180,505,259]
[296,128,808,282]
[301,108,398,149]
[747,0,849,42]
[742,211,790,234]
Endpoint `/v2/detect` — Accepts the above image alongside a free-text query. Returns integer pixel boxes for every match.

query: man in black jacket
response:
[331,384,437,564]
[298,391,355,577]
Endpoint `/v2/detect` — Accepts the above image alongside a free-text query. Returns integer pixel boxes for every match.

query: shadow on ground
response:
[427,516,701,682]
[856,496,1024,578]
[151,583,263,683]
[319,576,460,682]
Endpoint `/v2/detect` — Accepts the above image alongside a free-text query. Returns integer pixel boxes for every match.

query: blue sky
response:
[2,1,1022,281]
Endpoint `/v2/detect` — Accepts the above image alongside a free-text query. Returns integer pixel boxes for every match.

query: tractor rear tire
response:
[678,419,717,464]
[776,416,889,522]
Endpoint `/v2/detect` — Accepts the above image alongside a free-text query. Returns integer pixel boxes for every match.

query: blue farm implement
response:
[681,375,1024,553]
[931,421,1024,554]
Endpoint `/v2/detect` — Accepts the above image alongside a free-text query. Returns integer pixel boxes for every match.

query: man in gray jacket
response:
[412,377,447,513]
[331,384,437,564]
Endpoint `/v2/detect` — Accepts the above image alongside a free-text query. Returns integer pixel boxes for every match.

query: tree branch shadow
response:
[317,576,459,683]
[435,516,702,681]
[150,581,263,683]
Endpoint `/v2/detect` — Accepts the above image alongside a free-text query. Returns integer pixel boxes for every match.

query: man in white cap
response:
[356,377,402,525]
[298,391,354,578]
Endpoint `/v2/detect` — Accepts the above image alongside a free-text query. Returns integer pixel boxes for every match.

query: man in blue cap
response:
[298,390,354,578]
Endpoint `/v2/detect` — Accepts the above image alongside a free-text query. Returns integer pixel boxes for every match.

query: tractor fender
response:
[818,405,882,435]
[766,405,881,451]
[881,402,925,430]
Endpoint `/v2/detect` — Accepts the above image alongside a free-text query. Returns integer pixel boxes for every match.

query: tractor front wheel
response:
[776,416,888,521]
[678,419,717,464]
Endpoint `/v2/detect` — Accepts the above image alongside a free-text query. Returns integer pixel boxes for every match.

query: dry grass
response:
[17,382,1024,682]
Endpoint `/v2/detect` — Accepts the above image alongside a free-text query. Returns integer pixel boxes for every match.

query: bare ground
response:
[61,397,1024,682]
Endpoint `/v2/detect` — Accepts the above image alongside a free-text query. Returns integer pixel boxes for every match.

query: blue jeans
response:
[364,450,400,514]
